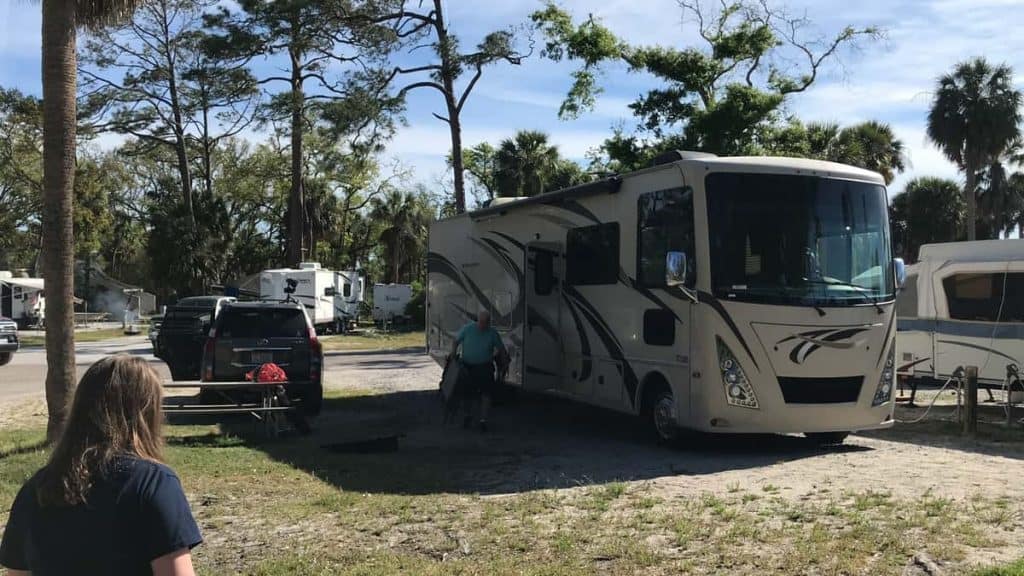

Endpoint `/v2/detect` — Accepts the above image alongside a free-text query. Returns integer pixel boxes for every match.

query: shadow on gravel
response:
[201,387,872,496]
[859,403,1024,461]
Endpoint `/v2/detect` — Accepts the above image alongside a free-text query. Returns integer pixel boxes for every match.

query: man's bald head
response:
[477,309,491,329]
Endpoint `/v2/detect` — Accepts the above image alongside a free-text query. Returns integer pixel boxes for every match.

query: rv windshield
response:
[706,172,894,306]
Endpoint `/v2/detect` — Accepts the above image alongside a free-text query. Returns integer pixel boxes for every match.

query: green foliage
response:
[370,188,434,284]
[404,287,426,327]
[458,142,500,204]
[532,0,881,165]
[890,177,965,261]
[927,58,1022,171]
[0,88,43,269]
[147,191,233,299]
[764,120,907,184]
[492,130,587,198]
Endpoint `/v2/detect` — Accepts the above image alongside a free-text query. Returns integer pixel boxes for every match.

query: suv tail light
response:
[308,326,322,383]
[201,337,215,382]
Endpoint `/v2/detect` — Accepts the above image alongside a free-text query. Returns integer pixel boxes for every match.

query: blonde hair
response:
[37,355,165,506]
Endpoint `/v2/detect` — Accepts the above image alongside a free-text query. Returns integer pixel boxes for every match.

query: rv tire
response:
[805,431,849,446]
[0,353,11,367]
[642,381,678,444]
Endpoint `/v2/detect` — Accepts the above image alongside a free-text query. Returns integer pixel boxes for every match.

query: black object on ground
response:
[323,435,400,453]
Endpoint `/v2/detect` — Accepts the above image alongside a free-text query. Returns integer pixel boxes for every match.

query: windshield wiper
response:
[802,278,884,314]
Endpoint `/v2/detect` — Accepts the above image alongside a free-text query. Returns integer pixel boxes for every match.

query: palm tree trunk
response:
[41,0,78,443]
[965,159,977,241]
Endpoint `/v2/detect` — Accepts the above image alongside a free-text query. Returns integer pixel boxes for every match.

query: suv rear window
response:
[217,308,308,338]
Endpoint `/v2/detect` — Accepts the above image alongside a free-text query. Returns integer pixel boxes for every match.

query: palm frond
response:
[76,0,145,29]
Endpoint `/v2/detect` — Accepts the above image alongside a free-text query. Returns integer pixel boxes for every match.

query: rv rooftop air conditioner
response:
[651,150,717,167]
[298,262,322,270]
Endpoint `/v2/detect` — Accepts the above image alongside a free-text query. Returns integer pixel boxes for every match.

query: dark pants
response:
[462,361,495,398]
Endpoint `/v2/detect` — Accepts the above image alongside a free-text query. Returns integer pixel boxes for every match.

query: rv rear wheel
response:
[0,353,11,367]
[805,431,849,446]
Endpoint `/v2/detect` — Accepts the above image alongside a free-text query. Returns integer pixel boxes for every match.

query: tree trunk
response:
[41,0,78,443]
[286,46,305,266]
[159,0,193,220]
[433,0,465,214]
[965,159,977,241]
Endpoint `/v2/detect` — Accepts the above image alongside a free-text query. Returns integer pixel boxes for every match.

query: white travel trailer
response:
[259,263,336,332]
[334,270,366,330]
[0,272,46,329]
[897,239,1024,388]
[427,152,904,442]
[372,283,414,323]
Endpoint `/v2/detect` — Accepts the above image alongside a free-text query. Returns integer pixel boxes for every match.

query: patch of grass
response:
[852,490,892,511]
[19,327,129,347]
[974,558,1024,576]
[319,330,424,351]
[581,482,627,513]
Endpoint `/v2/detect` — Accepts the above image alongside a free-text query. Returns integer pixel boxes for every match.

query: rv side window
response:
[566,223,619,286]
[638,187,696,287]
[534,251,555,295]
[343,283,352,298]
[943,272,1024,322]
[896,274,918,318]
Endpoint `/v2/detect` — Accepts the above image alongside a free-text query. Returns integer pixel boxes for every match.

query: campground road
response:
[0,336,438,403]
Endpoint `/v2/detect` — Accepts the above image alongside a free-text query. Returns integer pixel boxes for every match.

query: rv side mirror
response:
[666,251,689,287]
[894,258,907,290]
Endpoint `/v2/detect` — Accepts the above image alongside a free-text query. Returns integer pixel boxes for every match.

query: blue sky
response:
[3,0,1024,200]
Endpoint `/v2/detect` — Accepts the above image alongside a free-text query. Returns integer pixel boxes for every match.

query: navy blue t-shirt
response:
[0,456,202,575]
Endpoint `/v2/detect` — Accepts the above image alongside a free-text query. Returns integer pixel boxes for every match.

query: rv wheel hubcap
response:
[654,396,675,440]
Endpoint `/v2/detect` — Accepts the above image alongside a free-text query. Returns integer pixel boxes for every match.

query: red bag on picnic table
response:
[246,362,288,383]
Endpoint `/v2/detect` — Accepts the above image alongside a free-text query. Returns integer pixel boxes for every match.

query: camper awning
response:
[1,277,44,291]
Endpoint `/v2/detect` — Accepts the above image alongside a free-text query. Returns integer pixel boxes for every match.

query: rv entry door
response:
[524,243,563,391]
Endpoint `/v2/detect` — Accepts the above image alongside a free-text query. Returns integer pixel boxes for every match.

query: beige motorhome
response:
[427,152,903,443]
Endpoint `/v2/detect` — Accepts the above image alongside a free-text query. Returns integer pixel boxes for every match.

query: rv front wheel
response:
[643,385,678,444]
[805,431,849,446]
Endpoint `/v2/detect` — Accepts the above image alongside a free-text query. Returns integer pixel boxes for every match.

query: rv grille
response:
[777,376,863,404]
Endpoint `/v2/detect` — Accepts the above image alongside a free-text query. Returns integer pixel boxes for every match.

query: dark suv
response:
[200,301,324,415]
[0,316,18,366]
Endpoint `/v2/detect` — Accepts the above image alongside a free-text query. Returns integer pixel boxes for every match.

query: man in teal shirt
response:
[449,310,508,431]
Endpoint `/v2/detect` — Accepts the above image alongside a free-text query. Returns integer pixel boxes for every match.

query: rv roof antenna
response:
[650,150,717,167]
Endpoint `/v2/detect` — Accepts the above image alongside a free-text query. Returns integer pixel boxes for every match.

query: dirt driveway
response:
[313,349,1024,500]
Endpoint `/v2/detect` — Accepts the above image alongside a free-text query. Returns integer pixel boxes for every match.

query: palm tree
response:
[803,121,906,185]
[370,190,431,283]
[927,57,1023,241]
[890,177,965,261]
[496,130,561,198]
[39,0,143,442]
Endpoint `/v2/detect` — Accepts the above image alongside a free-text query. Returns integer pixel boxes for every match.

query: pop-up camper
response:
[427,152,904,443]
[897,239,1024,388]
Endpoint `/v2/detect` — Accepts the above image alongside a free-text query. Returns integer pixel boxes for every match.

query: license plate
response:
[251,351,274,364]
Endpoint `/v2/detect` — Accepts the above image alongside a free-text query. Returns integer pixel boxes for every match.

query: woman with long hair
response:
[1,355,201,575]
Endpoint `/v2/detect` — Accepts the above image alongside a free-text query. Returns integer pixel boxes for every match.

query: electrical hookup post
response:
[963,366,978,437]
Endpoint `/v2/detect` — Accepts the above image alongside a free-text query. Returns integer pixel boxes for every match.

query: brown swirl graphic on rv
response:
[696,291,761,371]
[560,293,593,381]
[776,327,870,364]
[563,285,639,406]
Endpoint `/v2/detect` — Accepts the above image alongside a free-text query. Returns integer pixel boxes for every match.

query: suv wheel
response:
[300,382,323,417]
[0,353,11,367]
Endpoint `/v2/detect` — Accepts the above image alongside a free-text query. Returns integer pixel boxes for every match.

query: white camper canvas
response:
[897,239,1024,386]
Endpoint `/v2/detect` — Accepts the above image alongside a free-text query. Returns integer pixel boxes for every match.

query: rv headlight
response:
[716,338,759,409]
[873,347,895,406]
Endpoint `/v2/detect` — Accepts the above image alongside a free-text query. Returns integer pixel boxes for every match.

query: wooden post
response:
[963,366,978,437]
